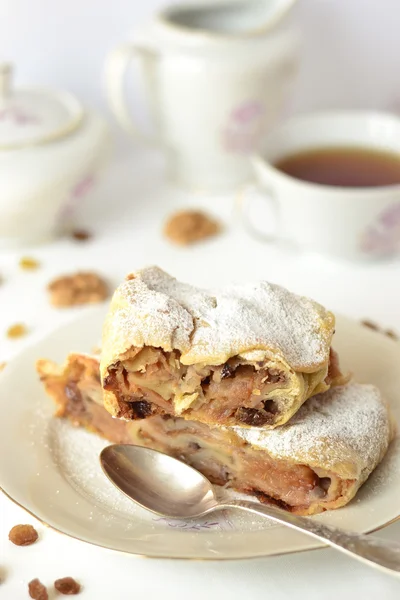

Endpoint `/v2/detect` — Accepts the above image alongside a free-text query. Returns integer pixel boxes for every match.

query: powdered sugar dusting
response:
[50,419,143,519]
[102,266,334,370]
[48,418,276,532]
[234,383,392,478]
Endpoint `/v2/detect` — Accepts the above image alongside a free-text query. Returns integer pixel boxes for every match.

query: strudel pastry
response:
[37,353,392,516]
[100,267,345,428]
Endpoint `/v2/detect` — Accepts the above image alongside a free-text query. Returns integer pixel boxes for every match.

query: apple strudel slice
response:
[100,267,346,428]
[37,353,393,516]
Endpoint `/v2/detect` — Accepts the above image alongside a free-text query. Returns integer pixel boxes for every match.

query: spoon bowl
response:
[100,444,218,518]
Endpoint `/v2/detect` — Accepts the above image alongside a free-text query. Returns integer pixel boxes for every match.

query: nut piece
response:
[19,256,40,270]
[28,579,48,600]
[6,323,28,339]
[9,524,38,546]
[164,210,221,246]
[48,272,109,308]
[54,577,81,595]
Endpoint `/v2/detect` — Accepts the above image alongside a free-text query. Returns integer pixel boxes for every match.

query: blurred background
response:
[2,0,400,147]
[1,0,400,344]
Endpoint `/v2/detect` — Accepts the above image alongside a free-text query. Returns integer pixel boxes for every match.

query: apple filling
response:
[103,346,321,427]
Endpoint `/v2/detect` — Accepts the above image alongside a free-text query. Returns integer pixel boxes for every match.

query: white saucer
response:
[0,306,399,560]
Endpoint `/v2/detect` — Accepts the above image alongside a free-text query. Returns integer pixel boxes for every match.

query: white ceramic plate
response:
[0,306,399,560]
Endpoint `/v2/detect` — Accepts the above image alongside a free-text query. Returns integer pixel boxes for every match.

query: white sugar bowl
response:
[0,64,110,247]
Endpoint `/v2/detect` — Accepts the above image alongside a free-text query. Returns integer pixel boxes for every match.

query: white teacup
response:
[242,111,400,260]
[105,0,298,191]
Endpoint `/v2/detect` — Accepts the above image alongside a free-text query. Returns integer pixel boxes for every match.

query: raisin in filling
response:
[106,353,287,425]
[235,399,279,426]
[131,400,154,419]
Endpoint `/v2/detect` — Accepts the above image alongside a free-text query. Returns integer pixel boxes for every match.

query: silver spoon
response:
[100,444,400,575]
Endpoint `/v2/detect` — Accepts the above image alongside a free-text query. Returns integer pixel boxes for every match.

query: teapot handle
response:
[104,43,159,146]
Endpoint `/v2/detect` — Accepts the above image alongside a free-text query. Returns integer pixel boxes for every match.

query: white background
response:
[1,1,400,598]
[2,0,400,124]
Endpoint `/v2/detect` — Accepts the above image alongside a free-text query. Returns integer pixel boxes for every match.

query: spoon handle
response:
[222,499,400,576]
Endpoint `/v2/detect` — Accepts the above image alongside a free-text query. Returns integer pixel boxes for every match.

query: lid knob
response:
[0,63,12,100]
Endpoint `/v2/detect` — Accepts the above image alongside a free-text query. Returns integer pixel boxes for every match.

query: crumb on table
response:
[19,256,40,270]
[6,323,28,339]
[163,210,221,246]
[47,272,109,307]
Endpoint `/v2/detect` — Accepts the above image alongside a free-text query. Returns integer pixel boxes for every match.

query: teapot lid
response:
[0,64,84,149]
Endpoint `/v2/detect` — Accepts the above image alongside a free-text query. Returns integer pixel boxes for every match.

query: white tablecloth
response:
[1,150,400,599]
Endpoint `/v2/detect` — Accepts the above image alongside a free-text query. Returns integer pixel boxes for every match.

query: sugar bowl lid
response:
[0,63,84,149]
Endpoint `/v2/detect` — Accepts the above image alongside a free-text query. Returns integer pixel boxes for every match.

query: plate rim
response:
[2,481,400,562]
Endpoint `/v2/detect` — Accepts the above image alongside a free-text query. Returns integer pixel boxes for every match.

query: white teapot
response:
[0,64,110,247]
[105,0,298,191]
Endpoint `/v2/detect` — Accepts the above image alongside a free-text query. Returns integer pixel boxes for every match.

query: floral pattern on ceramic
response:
[360,203,400,255]
[153,512,235,531]
[57,174,95,222]
[0,106,39,125]
[222,100,265,154]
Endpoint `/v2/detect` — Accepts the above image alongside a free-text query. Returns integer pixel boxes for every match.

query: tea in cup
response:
[241,111,400,260]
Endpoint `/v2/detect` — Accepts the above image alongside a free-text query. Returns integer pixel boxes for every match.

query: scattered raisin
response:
[8,524,38,546]
[54,577,81,595]
[6,323,28,339]
[71,229,92,241]
[28,578,48,600]
[19,256,40,270]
